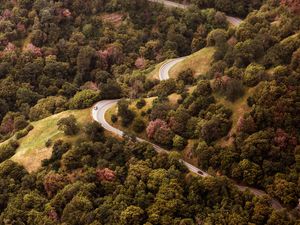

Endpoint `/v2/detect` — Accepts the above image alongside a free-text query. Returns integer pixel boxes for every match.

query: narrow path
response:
[148,0,243,26]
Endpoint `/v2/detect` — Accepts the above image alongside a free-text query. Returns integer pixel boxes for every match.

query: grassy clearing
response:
[4,108,92,172]
[168,93,181,105]
[169,47,215,79]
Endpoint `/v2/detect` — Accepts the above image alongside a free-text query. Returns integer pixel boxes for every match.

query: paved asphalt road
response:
[92,59,283,210]
[148,0,243,26]
[92,1,283,210]
[159,57,186,80]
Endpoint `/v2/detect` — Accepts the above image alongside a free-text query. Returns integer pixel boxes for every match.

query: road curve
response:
[148,0,243,26]
[148,0,187,9]
[226,15,243,26]
[92,0,283,211]
[92,58,284,210]
[92,99,210,177]
[159,57,186,80]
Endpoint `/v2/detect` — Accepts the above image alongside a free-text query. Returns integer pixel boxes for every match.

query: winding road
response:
[148,0,243,26]
[93,65,284,210]
[92,60,283,210]
[92,0,283,211]
[92,100,210,177]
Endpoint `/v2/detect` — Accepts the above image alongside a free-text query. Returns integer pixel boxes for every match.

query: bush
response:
[223,79,244,101]
[45,139,53,148]
[173,135,187,150]
[141,111,146,117]
[57,115,79,136]
[29,96,68,121]
[111,114,118,123]
[136,98,146,109]
[117,100,135,127]
[152,79,177,97]
[26,124,34,131]
[84,121,104,141]
[14,115,28,131]
[177,69,195,85]
[69,90,100,109]
[0,141,19,163]
[15,129,29,139]
[243,63,265,87]
[132,118,146,133]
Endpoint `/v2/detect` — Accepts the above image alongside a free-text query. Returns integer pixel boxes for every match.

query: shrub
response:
[243,63,265,87]
[177,69,195,85]
[141,111,146,117]
[117,99,135,127]
[132,118,146,133]
[84,121,104,141]
[153,79,176,97]
[173,135,187,150]
[136,98,146,109]
[14,115,28,131]
[26,124,34,131]
[57,115,79,136]
[111,114,118,123]
[15,129,29,139]
[154,126,174,147]
[45,139,53,148]
[69,90,100,109]
[29,96,68,121]
[0,141,19,163]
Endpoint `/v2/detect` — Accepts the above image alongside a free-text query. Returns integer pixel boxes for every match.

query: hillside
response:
[0,0,299,224]
[0,109,91,172]
[169,47,215,78]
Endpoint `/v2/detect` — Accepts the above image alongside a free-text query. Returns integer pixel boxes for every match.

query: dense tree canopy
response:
[0,0,299,223]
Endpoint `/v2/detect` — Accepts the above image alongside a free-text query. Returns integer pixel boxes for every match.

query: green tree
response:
[84,121,104,142]
[243,63,265,87]
[57,115,79,136]
[69,90,99,109]
[118,99,135,127]
[120,205,145,225]
[132,118,146,133]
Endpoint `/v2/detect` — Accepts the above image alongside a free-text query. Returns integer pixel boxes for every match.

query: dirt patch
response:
[13,147,52,173]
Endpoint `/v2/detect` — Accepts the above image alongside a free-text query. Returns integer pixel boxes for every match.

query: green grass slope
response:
[0,108,91,172]
[169,47,215,78]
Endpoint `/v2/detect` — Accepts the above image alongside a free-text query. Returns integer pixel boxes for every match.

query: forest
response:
[0,0,299,224]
